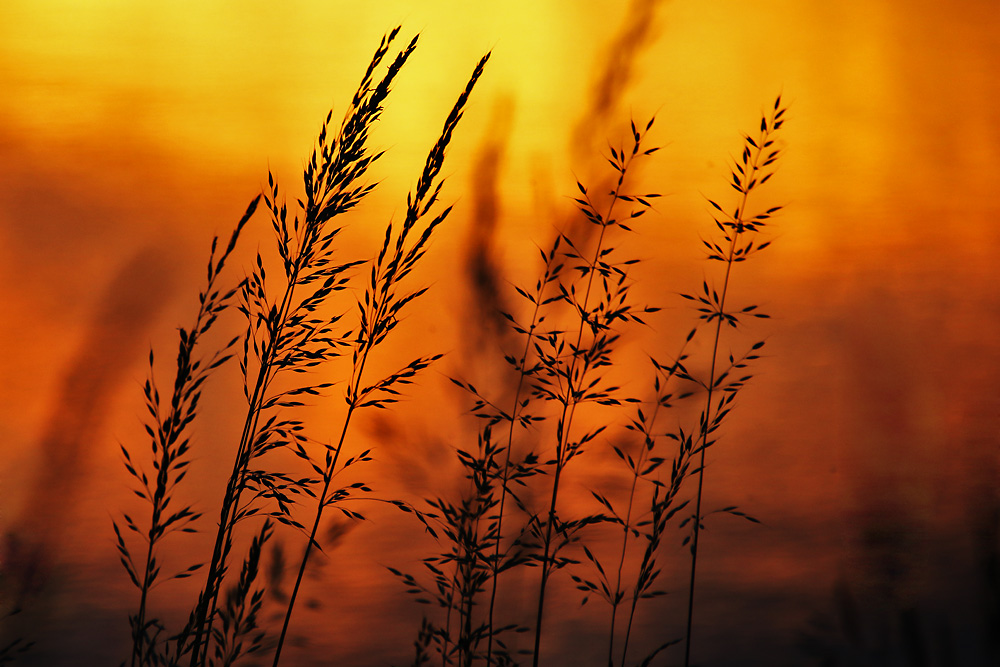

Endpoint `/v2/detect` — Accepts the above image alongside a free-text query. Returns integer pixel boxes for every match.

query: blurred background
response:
[1,0,998,665]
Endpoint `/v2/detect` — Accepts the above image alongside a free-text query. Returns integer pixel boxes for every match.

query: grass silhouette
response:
[110,26,787,667]
[681,96,786,667]
[113,28,490,667]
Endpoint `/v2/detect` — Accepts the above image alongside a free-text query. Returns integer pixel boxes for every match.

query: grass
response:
[113,27,490,667]
[680,97,786,667]
[391,101,786,667]
[105,26,787,667]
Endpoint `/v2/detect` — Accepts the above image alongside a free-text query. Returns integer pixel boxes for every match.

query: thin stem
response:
[485,242,558,666]
[532,173,624,667]
[611,349,684,666]
[683,118,769,667]
[608,464,640,666]
[273,52,490,666]
[609,400,663,667]
[271,388,359,666]
[121,205,253,667]
[189,268,300,667]
[272,284,381,665]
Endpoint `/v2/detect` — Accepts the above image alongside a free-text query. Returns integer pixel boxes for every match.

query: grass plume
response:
[114,196,256,667]
[681,95,786,667]
[114,27,491,667]
[270,49,490,666]
[111,23,787,667]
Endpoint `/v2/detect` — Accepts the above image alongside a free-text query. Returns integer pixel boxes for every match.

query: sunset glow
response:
[1,2,998,666]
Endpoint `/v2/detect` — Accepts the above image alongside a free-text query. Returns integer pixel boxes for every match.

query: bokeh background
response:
[1,1,998,665]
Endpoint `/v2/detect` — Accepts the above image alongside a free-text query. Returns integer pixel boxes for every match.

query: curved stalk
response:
[532,161,628,666]
[683,98,785,667]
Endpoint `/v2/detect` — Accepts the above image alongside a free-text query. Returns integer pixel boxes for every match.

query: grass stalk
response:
[682,96,786,667]
[115,196,257,666]
[618,355,699,667]
[568,341,692,666]
[183,28,420,667]
[529,209,613,667]
[271,51,490,667]
[114,28,789,665]
[391,425,508,666]
[606,355,683,667]
[448,236,566,665]
[529,119,661,667]
[474,237,563,666]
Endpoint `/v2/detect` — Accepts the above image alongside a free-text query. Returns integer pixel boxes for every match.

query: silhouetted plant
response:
[114,21,787,667]
[579,350,695,667]
[400,118,663,666]
[212,521,272,667]
[523,118,662,667]
[681,95,786,667]
[115,27,490,667]
[391,426,525,667]
[447,231,564,666]
[185,28,421,667]
[114,195,257,667]
[409,101,786,667]
[272,48,490,667]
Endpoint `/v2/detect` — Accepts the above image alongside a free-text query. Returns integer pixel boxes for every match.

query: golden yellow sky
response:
[3,0,996,246]
[1,0,997,531]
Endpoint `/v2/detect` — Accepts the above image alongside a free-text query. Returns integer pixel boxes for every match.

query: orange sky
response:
[1,1,999,664]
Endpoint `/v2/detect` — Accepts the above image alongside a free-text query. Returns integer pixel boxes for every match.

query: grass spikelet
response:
[681,95,787,667]
[115,195,257,667]
[111,22,788,666]
[185,28,420,666]
[270,50,490,667]
[525,118,661,667]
